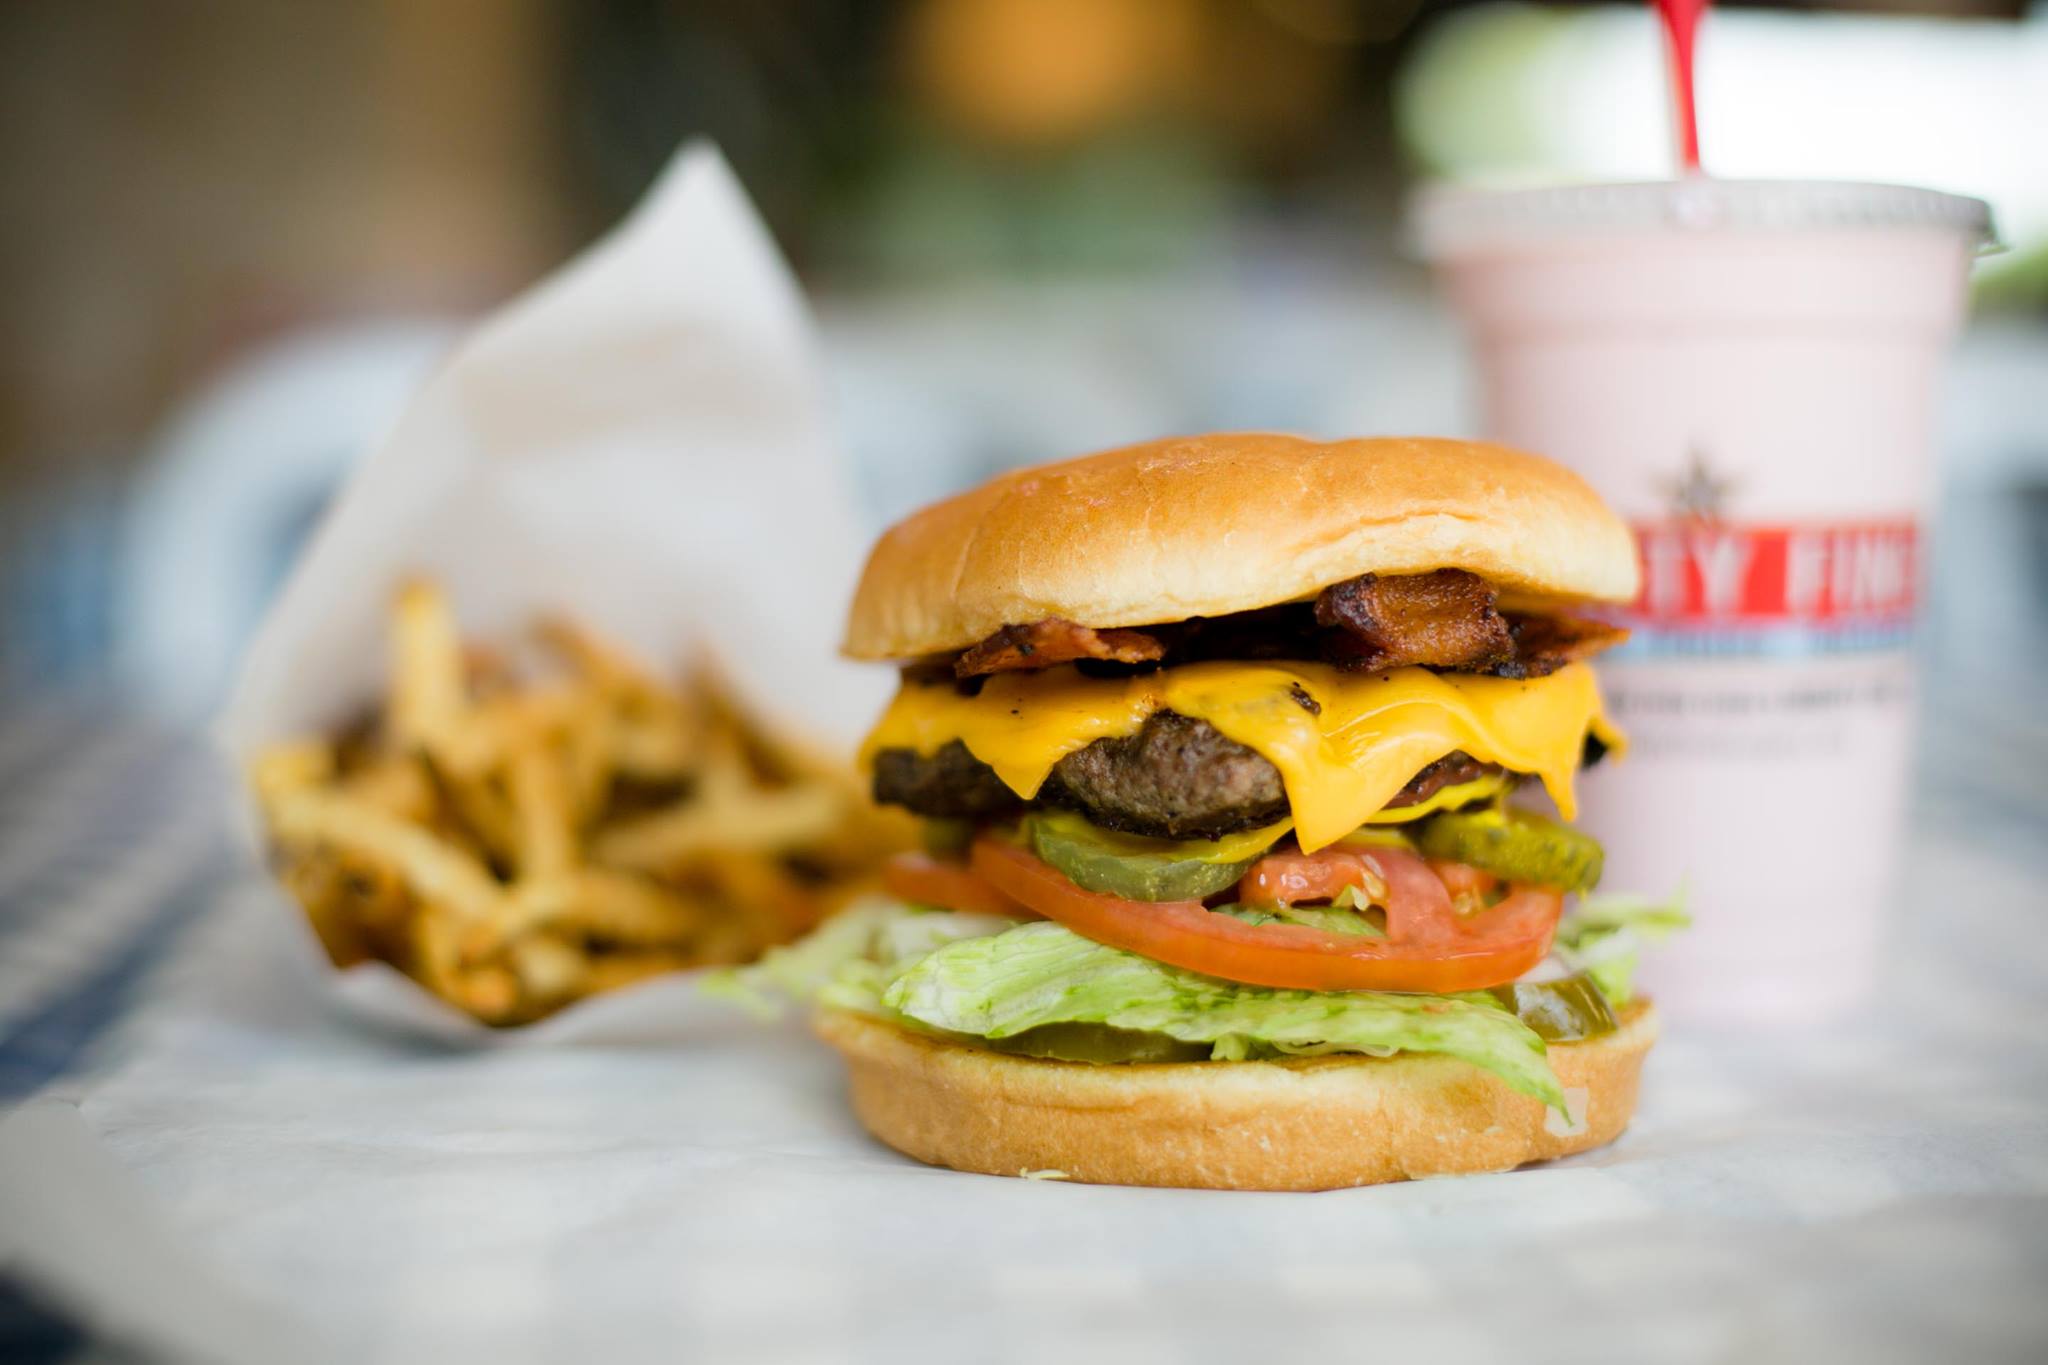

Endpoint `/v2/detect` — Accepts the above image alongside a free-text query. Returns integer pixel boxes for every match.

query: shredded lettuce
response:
[1211,894,1386,938]
[883,921,1565,1111]
[1552,885,1691,1006]
[701,897,1013,1018]
[706,883,1693,1116]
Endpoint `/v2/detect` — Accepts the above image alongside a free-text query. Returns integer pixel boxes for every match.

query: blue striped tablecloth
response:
[0,703,234,1102]
[0,703,225,1359]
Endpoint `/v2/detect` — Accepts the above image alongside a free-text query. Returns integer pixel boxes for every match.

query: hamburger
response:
[734,433,1683,1190]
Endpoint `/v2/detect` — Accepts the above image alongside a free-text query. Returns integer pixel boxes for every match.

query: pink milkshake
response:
[1414,179,1994,1020]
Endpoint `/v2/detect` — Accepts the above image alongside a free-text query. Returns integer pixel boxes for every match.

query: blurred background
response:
[2,0,2045,719]
[3,8,2043,1351]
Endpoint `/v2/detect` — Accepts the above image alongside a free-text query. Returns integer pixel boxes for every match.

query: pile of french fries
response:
[251,581,912,1025]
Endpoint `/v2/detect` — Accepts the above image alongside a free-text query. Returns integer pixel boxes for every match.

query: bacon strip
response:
[1313,569,1514,672]
[1492,614,1631,679]
[1383,752,1507,808]
[954,617,1166,679]
[940,574,1628,680]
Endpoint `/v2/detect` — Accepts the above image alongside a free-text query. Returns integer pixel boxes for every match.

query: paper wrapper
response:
[215,144,892,1044]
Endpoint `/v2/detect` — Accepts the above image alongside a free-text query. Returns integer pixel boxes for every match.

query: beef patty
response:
[871,714,1506,840]
[1047,711,1290,838]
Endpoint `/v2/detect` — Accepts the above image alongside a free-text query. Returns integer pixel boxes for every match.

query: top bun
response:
[843,433,1639,660]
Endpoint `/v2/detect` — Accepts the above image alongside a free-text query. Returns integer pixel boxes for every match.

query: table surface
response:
[1,688,2046,1365]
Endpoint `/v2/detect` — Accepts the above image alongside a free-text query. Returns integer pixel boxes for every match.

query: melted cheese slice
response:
[859,662,1621,853]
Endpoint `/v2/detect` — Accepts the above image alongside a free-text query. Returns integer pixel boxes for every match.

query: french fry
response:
[426,688,575,777]
[692,725,753,801]
[508,934,589,1003]
[497,869,707,946]
[253,580,912,1026]
[417,752,520,868]
[690,851,817,934]
[507,741,575,879]
[590,782,843,873]
[251,740,335,804]
[388,580,466,748]
[409,908,472,1006]
[582,950,698,994]
[535,615,663,699]
[463,643,519,700]
[412,907,521,1023]
[341,755,436,824]
[608,714,697,780]
[278,848,371,967]
[559,697,616,825]
[265,788,504,925]
[455,963,521,1022]
[686,916,779,968]
[540,615,701,775]
[331,849,414,941]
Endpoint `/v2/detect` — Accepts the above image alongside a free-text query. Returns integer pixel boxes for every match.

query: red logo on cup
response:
[1628,520,1920,625]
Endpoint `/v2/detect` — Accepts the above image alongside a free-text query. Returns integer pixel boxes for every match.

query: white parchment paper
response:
[211,143,891,1043]
[4,824,2046,1365]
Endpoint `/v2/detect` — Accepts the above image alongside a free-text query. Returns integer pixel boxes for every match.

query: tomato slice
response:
[1241,847,1505,932]
[1427,859,1500,900]
[971,837,1560,993]
[882,852,1035,919]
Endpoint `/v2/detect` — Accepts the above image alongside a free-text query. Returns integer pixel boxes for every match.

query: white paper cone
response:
[215,142,890,1042]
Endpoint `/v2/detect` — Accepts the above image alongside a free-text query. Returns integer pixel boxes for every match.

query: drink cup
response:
[1413,179,1994,1022]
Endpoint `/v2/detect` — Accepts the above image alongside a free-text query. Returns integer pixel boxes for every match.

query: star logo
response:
[1659,448,1738,522]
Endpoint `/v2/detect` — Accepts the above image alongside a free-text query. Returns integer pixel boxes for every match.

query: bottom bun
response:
[816,1003,1657,1191]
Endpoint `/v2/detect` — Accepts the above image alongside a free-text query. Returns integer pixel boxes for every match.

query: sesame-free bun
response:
[843,433,1639,660]
[815,1002,1657,1191]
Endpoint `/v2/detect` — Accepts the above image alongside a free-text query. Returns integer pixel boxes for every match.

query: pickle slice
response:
[920,818,974,857]
[1487,974,1618,1041]
[1026,809,1277,902]
[980,1022,1212,1064]
[1413,806,1604,894]
[1335,826,1416,852]
[1040,811,1297,865]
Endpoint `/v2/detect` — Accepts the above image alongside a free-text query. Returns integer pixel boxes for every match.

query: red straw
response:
[1654,0,1709,172]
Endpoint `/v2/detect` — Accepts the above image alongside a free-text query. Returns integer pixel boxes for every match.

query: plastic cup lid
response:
[1409,179,1999,259]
